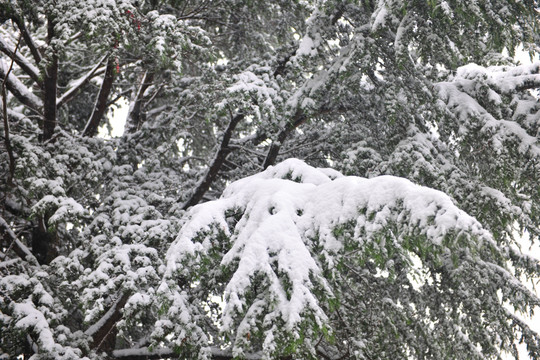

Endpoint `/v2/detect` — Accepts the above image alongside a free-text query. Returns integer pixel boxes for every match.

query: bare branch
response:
[123,70,154,134]
[85,292,131,352]
[82,57,115,137]
[262,110,306,169]
[12,16,43,65]
[42,17,58,142]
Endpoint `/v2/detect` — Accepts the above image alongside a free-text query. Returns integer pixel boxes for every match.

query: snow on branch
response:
[112,346,261,360]
[57,54,109,109]
[0,215,39,266]
[0,59,43,112]
[163,159,493,356]
[453,62,540,94]
[0,37,41,85]
[436,62,540,157]
[1,277,88,360]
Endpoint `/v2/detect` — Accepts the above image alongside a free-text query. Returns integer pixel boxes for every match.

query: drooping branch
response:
[57,55,108,109]
[273,49,296,78]
[82,56,115,137]
[123,70,154,134]
[42,17,58,142]
[514,77,540,92]
[262,110,306,169]
[0,37,41,85]
[180,112,245,209]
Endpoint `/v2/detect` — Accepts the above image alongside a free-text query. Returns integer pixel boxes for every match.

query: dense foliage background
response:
[1,0,540,359]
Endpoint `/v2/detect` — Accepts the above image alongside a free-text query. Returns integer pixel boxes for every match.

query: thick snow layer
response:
[163,159,490,349]
[436,61,540,156]
[296,35,317,57]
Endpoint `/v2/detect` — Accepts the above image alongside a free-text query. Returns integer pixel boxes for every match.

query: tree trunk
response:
[31,216,57,265]
[42,17,57,142]
[83,57,116,137]
[262,110,306,169]
[181,113,244,209]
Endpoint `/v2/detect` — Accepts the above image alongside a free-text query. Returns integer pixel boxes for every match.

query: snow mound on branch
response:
[163,158,489,354]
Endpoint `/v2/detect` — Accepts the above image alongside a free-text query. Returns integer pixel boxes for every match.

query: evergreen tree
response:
[1,0,539,359]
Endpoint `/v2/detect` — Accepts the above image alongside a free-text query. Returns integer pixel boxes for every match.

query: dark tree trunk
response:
[262,110,306,169]
[42,17,57,142]
[83,57,116,137]
[90,293,131,353]
[30,216,57,265]
[181,113,244,209]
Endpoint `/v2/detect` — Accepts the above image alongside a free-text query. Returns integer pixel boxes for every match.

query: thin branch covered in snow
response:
[57,55,109,109]
[0,36,41,85]
[0,59,43,112]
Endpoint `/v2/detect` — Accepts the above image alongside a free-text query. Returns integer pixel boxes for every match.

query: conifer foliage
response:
[1,0,540,359]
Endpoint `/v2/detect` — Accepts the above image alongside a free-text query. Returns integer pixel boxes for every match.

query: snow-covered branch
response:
[0,59,43,112]
[165,159,497,357]
[112,346,262,360]
[56,55,108,109]
[0,37,41,85]
[0,216,39,266]
[445,62,540,95]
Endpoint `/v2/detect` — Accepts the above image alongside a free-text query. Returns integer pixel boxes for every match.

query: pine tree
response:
[1,0,539,359]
